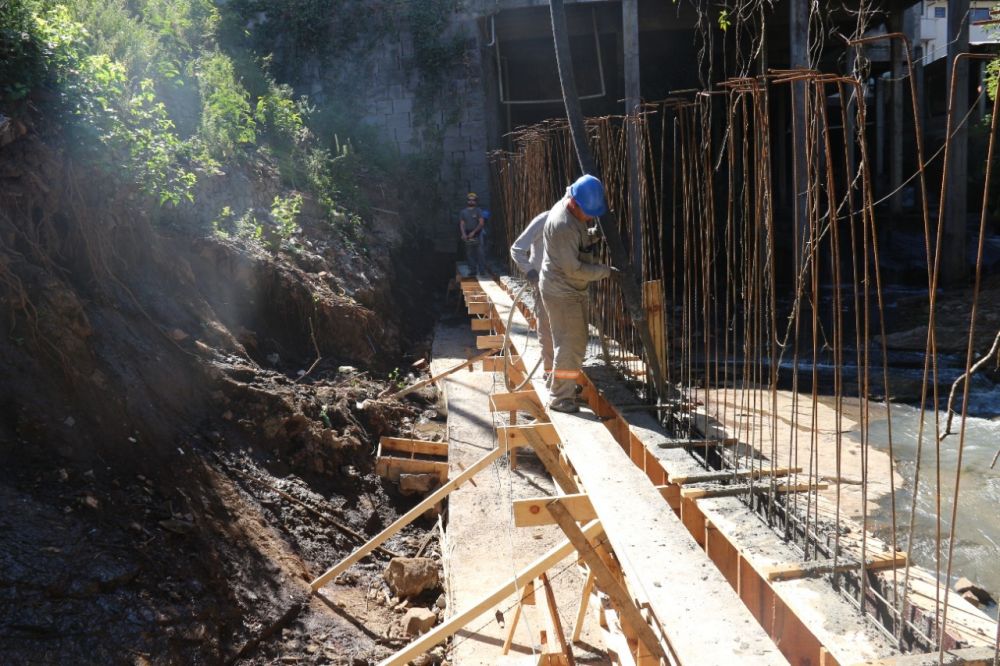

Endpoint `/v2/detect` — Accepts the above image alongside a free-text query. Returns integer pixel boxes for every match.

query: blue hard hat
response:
[481,209,490,220]
[570,174,607,217]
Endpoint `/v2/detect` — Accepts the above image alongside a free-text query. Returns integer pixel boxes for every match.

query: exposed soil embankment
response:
[0,124,444,664]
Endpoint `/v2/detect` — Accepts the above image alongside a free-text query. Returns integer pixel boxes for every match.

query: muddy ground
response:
[0,124,450,664]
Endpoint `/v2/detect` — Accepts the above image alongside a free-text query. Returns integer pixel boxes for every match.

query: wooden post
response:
[643,280,665,378]
[378,521,603,666]
[546,499,670,664]
[310,446,504,591]
[943,0,970,284]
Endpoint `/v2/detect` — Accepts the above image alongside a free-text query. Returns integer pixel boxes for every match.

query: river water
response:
[863,404,1000,612]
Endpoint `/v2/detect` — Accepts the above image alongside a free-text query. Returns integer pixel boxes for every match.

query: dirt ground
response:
[0,126,449,664]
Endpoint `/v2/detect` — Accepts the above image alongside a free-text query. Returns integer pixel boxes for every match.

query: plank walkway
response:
[478,278,789,665]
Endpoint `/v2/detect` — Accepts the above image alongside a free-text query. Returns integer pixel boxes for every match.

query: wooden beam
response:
[498,423,560,449]
[539,572,575,665]
[377,437,448,457]
[669,467,801,485]
[377,521,603,666]
[572,570,596,642]
[490,390,547,421]
[468,302,490,315]
[514,485,682,527]
[471,318,493,331]
[379,349,495,399]
[521,424,578,495]
[477,334,505,350]
[311,446,503,591]
[680,482,828,500]
[514,493,596,527]
[547,499,671,664]
[764,552,908,582]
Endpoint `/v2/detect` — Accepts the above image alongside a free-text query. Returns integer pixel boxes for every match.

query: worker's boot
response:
[549,398,579,414]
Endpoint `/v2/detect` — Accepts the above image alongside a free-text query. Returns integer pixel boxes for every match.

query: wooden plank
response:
[539,572,575,664]
[481,355,521,372]
[468,302,490,315]
[680,482,828,500]
[669,466,801,485]
[375,458,449,484]
[497,423,561,449]
[471,318,493,331]
[572,570,596,642]
[377,521,603,666]
[514,485,681,527]
[546,409,788,666]
[378,437,449,457]
[513,493,596,527]
[547,500,671,664]
[477,334,505,350]
[490,390,544,414]
[311,446,504,591]
[642,280,665,377]
[855,647,998,666]
[764,552,908,582]
[521,425,578,495]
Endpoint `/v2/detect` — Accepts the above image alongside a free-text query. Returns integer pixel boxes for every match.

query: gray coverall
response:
[509,211,553,371]
[539,196,610,404]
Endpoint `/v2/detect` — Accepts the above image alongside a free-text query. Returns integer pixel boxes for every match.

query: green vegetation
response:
[0,0,434,247]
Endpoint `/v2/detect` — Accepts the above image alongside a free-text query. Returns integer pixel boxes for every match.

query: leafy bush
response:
[1,0,45,101]
[271,192,302,241]
[196,51,256,160]
[34,5,195,204]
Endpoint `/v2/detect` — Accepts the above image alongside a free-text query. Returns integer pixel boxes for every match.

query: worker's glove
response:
[587,226,604,243]
[525,269,539,284]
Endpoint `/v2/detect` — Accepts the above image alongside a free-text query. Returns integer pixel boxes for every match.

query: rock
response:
[955,577,995,605]
[399,473,439,495]
[434,593,446,610]
[338,365,357,375]
[402,607,437,636]
[80,494,100,510]
[384,557,439,598]
[169,328,189,342]
[64,416,75,427]
[267,353,281,365]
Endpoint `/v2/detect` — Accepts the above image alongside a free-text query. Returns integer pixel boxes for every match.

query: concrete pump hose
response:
[501,280,544,392]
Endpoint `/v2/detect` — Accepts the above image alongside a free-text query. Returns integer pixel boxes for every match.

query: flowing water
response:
[863,404,1000,614]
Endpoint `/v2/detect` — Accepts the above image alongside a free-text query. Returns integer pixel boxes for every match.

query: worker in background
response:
[540,174,615,413]
[458,193,486,276]
[509,211,554,378]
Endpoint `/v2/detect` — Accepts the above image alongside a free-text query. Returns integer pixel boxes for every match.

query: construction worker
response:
[458,193,486,276]
[540,174,615,413]
[509,211,554,376]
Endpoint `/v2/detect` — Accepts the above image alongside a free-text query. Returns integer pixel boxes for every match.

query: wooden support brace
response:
[379,349,495,399]
[377,521,603,666]
[521,426,579,495]
[310,446,503,591]
[572,570,597,643]
[540,572,575,664]
[680,482,828,500]
[502,581,536,655]
[471,318,493,331]
[546,499,671,665]
[497,423,560,449]
[668,466,801,485]
[764,551,908,582]
[490,390,548,422]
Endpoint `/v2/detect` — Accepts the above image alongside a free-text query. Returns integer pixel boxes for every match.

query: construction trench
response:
[325,16,1000,666]
[3,1,1000,665]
